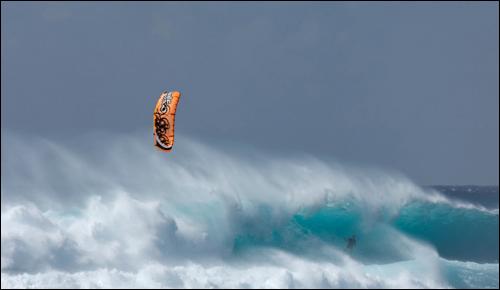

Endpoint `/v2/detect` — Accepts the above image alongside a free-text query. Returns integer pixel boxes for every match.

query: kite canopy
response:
[153,90,181,152]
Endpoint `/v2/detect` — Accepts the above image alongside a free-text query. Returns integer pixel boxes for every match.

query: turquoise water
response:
[234,201,498,260]
[231,190,499,288]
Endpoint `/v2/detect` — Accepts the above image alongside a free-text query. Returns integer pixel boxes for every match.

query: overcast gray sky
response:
[1,2,498,185]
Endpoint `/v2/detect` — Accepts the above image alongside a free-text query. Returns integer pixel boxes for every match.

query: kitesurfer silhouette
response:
[345,234,356,252]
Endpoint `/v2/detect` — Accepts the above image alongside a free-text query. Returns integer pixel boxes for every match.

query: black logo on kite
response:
[154,112,170,135]
[154,112,171,149]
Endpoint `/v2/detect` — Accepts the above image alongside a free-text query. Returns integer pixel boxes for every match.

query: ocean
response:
[1,133,498,288]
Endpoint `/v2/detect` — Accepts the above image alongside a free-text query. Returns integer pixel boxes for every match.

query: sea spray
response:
[2,132,498,288]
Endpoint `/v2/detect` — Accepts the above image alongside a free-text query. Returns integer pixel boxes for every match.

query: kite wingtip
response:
[171,91,181,98]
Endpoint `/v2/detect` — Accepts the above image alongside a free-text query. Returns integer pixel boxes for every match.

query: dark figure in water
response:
[345,235,356,252]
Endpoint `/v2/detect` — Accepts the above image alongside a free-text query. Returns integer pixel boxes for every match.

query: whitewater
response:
[1,132,498,289]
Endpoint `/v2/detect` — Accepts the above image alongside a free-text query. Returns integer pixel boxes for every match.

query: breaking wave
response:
[1,132,498,288]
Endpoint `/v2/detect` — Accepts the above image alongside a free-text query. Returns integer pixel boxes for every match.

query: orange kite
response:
[153,90,181,152]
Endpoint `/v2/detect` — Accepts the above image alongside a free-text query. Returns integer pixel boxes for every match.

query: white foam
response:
[1,132,498,288]
[1,248,453,289]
